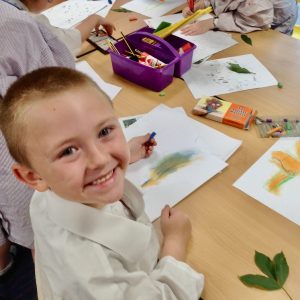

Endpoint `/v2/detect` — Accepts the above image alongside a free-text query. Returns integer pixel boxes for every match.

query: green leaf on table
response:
[111,8,132,12]
[239,251,293,299]
[255,251,275,279]
[241,34,252,46]
[154,21,172,33]
[277,82,283,88]
[239,274,281,290]
[227,63,254,74]
[274,252,289,287]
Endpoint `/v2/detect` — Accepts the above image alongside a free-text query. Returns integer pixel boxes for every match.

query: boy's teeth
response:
[92,170,113,185]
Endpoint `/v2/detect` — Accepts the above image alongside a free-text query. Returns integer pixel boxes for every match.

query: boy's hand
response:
[180,18,214,35]
[182,6,194,17]
[94,15,115,35]
[182,0,205,17]
[160,205,192,261]
[128,133,157,164]
[76,14,115,42]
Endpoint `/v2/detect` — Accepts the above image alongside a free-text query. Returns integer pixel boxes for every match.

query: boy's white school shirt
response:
[30,179,204,300]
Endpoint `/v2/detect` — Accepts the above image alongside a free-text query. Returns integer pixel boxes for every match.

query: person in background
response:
[0,0,115,56]
[0,2,74,298]
[181,0,298,36]
[0,2,155,299]
[1,66,204,300]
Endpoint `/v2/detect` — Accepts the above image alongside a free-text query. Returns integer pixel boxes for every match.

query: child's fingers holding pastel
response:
[182,7,193,17]
[144,138,157,154]
[145,146,153,157]
[102,23,115,35]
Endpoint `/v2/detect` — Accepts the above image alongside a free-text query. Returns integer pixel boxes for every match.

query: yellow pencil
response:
[154,6,213,39]
[109,41,120,54]
[120,32,135,55]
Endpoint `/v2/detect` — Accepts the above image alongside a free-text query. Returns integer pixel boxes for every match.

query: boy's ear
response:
[12,163,48,192]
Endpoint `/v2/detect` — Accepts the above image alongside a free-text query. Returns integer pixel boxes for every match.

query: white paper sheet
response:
[144,14,237,63]
[121,0,186,18]
[182,54,277,98]
[124,105,241,161]
[144,13,209,28]
[76,61,121,100]
[175,30,238,63]
[124,105,241,221]
[96,0,116,18]
[144,14,181,27]
[234,138,300,226]
[42,0,108,29]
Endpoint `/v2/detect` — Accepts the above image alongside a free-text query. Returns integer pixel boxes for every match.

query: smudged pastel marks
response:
[266,140,300,194]
[142,150,199,188]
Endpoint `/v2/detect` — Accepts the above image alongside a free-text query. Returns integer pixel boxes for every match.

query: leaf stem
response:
[282,287,293,300]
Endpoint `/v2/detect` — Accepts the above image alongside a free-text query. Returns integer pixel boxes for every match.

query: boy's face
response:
[21,85,130,208]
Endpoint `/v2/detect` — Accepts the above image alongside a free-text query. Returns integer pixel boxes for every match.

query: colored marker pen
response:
[145,131,156,145]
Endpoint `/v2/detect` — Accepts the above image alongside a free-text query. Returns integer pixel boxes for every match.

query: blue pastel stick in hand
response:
[145,131,156,146]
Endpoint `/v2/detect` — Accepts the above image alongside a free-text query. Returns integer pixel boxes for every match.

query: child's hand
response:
[182,0,205,17]
[128,133,157,164]
[76,15,116,42]
[94,15,115,35]
[160,205,192,261]
[181,18,215,36]
[182,6,194,17]
[181,18,214,35]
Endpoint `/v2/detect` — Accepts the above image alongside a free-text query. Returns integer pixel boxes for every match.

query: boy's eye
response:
[60,146,77,157]
[98,127,112,138]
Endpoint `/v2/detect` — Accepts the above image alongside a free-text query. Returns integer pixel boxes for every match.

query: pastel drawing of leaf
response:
[274,252,289,287]
[227,63,254,74]
[239,274,281,290]
[255,251,275,279]
[241,34,252,46]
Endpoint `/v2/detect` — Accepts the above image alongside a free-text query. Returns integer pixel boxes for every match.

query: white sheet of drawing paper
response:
[182,54,277,98]
[96,0,115,18]
[76,61,121,100]
[143,13,212,28]
[234,138,300,226]
[124,105,242,221]
[43,0,108,29]
[174,30,238,63]
[121,0,186,18]
[124,105,241,161]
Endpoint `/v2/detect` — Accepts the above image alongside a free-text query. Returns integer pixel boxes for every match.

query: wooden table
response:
[78,6,300,300]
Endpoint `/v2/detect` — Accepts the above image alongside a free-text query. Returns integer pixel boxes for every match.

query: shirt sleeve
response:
[31,14,82,56]
[36,240,204,300]
[208,0,274,33]
[150,256,205,300]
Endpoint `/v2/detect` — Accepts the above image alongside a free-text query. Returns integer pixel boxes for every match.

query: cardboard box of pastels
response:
[108,28,196,92]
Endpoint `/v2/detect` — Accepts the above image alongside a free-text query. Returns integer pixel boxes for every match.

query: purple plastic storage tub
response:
[134,27,196,77]
[109,32,180,92]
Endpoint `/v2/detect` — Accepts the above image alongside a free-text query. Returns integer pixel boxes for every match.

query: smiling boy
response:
[0,67,204,299]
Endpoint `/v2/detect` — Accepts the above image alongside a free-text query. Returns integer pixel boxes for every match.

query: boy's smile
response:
[22,84,130,208]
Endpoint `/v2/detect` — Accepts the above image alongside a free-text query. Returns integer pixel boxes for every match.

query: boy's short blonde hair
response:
[0,67,109,167]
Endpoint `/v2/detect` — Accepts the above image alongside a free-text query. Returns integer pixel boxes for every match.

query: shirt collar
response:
[45,179,152,263]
